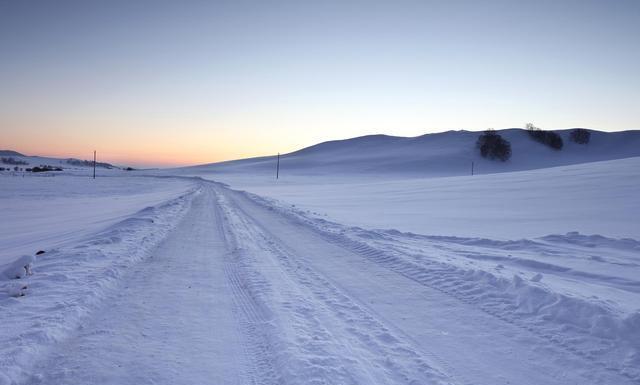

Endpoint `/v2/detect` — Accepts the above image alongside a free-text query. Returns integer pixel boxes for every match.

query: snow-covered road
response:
[29,187,246,384]
[15,180,636,385]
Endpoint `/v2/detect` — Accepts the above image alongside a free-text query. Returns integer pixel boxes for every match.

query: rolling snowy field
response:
[188,128,640,177]
[0,172,196,266]
[1,130,639,385]
[189,157,640,240]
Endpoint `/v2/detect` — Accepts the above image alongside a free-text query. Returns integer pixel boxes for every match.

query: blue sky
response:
[1,0,638,166]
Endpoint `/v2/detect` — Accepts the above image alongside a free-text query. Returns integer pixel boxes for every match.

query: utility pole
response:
[93,150,96,179]
[471,161,474,176]
[276,153,280,179]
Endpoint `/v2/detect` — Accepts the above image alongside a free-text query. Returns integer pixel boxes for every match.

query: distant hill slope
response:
[0,150,26,157]
[0,152,118,170]
[183,128,640,177]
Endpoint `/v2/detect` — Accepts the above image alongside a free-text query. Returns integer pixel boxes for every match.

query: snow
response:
[26,188,245,385]
[213,182,640,383]
[1,130,639,384]
[0,182,196,384]
[1,254,35,281]
[0,173,196,267]
[183,128,640,177]
[181,156,640,240]
[0,153,120,171]
[174,129,640,240]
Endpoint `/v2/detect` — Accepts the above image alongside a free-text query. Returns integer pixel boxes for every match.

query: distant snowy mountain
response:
[183,128,640,177]
[0,150,26,157]
[0,151,118,170]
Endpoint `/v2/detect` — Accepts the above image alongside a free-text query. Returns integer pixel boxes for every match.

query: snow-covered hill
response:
[0,150,26,157]
[0,152,119,171]
[184,129,640,177]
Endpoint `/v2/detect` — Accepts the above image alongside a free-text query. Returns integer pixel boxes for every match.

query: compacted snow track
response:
[214,186,452,385]
[22,181,637,385]
[29,187,250,385]
[212,184,636,385]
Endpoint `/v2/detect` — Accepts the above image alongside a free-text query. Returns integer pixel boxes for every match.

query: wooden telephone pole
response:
[93,150,96,179]
[471,161,474,176]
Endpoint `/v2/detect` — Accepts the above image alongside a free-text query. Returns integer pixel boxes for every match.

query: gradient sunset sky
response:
[1,0,639,167]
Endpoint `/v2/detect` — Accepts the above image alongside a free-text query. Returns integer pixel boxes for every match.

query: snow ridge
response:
[0,188,198,385]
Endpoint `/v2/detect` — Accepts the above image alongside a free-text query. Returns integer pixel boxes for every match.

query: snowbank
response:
[0,187,198,384]
[1,254,35,281]
[0,174,195,267]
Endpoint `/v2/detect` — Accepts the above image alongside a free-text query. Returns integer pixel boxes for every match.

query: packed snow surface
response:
[1,131,639,384]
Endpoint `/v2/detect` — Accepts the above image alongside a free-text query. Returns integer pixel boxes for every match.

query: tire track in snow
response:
[223,260,279,385]
[214,185,458,385]
[212,189,280,385]
[217,189,375,384]
[24,186,248,385]
[221,185,639,384]
[300,219,638,382]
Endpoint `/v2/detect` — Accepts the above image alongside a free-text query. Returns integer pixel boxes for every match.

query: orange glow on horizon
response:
[3,111,632,168]
[5,144,290,168]
[2,125,301,168]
